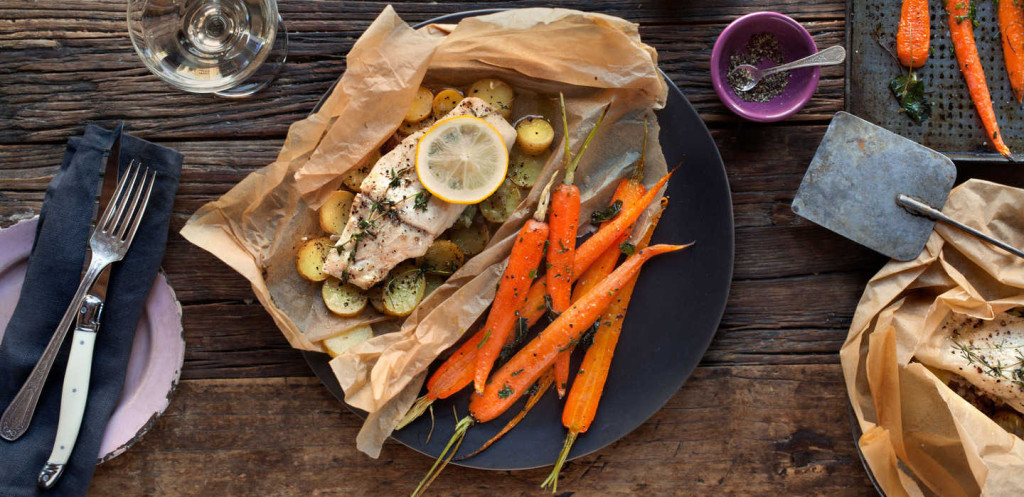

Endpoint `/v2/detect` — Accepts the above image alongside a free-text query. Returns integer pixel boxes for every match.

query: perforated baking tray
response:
[847,0,1023,161]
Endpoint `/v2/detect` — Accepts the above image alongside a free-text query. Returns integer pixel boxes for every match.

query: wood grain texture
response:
[88,367,875,496]
[0,0,886,493]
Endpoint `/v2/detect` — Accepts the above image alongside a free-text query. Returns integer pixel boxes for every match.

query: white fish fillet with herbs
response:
[323,97,516,289]
[918,311,1024,414]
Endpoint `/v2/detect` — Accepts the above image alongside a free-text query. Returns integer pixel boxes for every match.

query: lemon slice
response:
[415,115,509,204]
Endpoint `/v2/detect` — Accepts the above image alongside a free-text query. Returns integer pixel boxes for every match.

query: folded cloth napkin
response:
[0,125,182,497]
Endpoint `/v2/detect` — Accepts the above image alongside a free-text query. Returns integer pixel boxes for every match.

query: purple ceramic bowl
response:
[711,12,819,122]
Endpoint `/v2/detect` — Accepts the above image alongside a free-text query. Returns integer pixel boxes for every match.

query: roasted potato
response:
[321,278,368,317]
[322,324,373,357]
[368,286,386,313]
[418,240,465,275]
[455,204,477,229]
[468,78,514,119]
[480,178,522,224]
[514,117,554,155]
[383,267,426,317]
[507,147,548,188]
[449,218,490,256]
[398,115,436,136]
[405,86,434,123]
[319,190,355,235]
[424,274,446,297]
[342,148,381,191]
[296,237,333,282]
[432,89,463,119]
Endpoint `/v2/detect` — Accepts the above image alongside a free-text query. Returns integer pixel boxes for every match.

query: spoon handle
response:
[761,46,846,77]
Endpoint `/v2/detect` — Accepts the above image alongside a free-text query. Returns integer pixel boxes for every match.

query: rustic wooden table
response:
[0,0,934,494]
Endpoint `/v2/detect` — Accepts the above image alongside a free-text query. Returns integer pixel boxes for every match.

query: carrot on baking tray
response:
[946,0,1013,158]
[896,0,929,69]
[999,0,1024,103]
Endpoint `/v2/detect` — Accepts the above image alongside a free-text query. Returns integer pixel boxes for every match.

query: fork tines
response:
[97,160,157,246]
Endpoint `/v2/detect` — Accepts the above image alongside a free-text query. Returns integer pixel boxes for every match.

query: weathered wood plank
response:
[88,365,874,496]
[0,1,844,144]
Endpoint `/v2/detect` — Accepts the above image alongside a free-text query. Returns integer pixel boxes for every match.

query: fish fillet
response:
[323,97,516,289]
[918,311,1024,414]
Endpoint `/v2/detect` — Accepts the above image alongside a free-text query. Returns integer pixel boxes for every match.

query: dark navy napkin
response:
[0,125,182,496]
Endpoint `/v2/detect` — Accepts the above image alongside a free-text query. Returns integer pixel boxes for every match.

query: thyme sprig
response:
[952,339,1024,390]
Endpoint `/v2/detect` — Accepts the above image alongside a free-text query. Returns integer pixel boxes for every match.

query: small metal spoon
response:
[731,45,847,92]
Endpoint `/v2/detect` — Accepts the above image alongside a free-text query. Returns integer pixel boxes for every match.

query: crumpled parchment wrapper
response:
[841,179,1024,496]
[181,6,669,457]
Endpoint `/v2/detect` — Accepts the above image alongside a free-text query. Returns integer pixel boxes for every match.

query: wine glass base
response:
[215,15,288,98]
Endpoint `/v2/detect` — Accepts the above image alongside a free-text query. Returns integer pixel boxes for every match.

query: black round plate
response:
[303,9,734,470]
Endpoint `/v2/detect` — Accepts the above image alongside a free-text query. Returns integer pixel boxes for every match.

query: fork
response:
[0,160,156,442]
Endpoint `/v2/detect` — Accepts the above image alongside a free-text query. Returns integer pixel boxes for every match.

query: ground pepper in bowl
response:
[727,32,789,102]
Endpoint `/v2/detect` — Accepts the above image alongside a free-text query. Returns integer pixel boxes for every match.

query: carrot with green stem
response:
[947,0,1013,158]
[469,243,690,424]
[1000,0,1024,103]
[541,198,668,493]
[397,168,673,430]
[549,95,609,397]
[897,0,929,69]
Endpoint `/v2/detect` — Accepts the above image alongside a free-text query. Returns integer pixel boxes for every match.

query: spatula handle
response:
[896,194,1024,260]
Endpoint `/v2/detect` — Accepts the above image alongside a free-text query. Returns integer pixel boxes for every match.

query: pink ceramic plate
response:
[0,217,184,463]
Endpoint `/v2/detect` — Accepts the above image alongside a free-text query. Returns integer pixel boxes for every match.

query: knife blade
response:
[37,126,122,489]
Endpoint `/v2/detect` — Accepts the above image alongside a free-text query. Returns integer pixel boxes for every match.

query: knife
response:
[37,127,121,490]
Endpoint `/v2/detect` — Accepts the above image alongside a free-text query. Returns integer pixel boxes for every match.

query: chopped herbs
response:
[529,269,537,279]
[497,384,515,399]
[619,242,636,256]
[414,191,431,211]
[510,369,525,377]
[889,74,932,124]
[591,200,623,225]
[477,329,492,348]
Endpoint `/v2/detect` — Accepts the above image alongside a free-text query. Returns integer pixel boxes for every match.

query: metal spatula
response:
[792,112,1024,261]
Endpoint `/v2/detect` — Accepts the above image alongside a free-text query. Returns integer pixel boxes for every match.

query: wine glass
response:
[127,0,288,97]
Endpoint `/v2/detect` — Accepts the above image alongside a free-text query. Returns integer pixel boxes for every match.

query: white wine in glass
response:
[127,0,288,97]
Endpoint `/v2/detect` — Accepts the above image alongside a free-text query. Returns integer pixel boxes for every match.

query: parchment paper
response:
[181,6,669,458]
[841,179,1024,496]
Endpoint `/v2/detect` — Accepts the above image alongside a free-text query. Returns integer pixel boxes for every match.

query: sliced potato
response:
[449,218,490,256]
[424,274,446,297]
[383,267,426,317]
[368,286,386,313]
[296,236,333,282]
[322,278,368,317]
[432,89,463,119]
[342,148,381,191]
[467,78,514,119]
[418,240,465,275]
[322,324,374,357]
[515,117,554,155]
[398,115,435,136]
[455,204,477,229]
[319,190,355,235]
[480,178,523,224]
[507,147,548,188]
[405,86,434,123]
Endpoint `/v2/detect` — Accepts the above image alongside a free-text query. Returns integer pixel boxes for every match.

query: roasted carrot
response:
[472,179,556,394]
[553,118,647,397]
[947,0,1013,158]
[549,95,608,398]
[469,243,689,424]
[1000,0,1024,103]
[896,0,929,68]
[541,198,667,493]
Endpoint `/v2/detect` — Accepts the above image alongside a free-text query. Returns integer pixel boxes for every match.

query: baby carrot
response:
[473,179,556,394]
[554,118,647,397]
[549,95,608,398]
[541,198,668,493]
[469,243,689,424]
[896,0,929,68]
[947,0,1013,157]
[999,0,1024,103]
